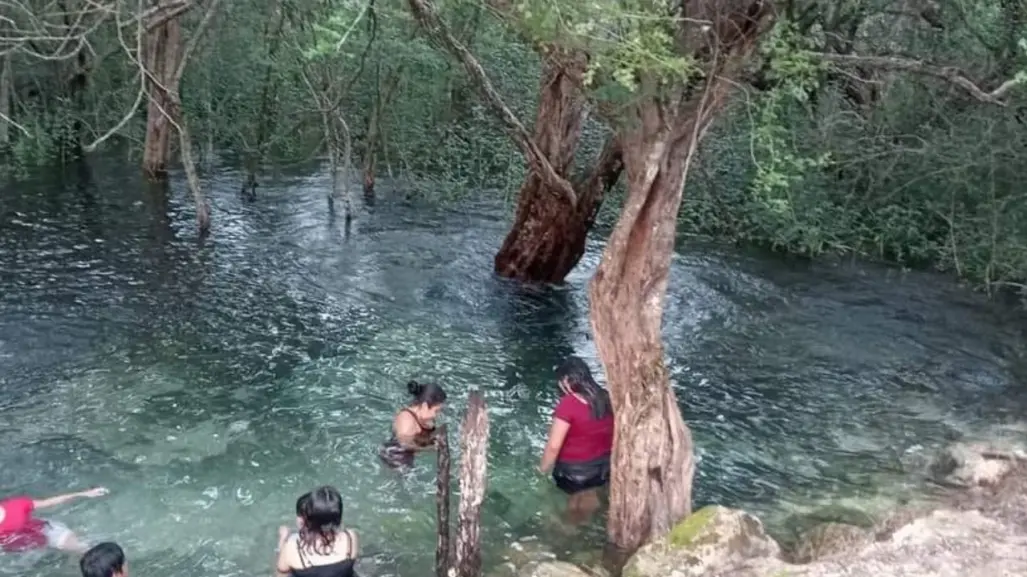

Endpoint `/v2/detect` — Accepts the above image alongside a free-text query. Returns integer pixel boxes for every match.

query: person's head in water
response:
[556,356,612,420]
[295,486,343,555]
[80,542,127,577]
[407,380,446,420]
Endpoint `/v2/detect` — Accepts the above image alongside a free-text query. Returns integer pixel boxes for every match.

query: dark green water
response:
[1,157,1026,577]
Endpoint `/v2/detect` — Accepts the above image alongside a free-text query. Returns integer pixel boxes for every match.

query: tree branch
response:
[815,52,1023,106]
[405,0,577,207]
[173,0,220,84]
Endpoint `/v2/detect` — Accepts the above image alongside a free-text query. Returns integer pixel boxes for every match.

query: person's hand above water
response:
[80,487,109,498]
[33,487,109,509]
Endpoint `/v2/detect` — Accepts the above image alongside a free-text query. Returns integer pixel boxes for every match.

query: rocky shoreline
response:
[497,437,1027,577]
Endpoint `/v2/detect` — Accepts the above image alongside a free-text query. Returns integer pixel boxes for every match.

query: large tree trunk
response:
[142,15,183,179]
[589,0,773,553]
[589,120,699,554]
[494,55,594,283]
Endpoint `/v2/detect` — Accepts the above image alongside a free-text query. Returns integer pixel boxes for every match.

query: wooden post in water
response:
[435,423,451,577]
[455,391,489,577]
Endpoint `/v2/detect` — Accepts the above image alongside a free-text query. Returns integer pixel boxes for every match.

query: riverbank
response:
[500,431,1027,577]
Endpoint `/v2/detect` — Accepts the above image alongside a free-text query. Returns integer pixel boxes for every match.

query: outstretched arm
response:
[33,487,108,510]
[538,418,570,474]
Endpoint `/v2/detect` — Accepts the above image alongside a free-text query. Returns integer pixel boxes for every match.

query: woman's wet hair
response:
[408,380,447,407]
[296,486,343,555]
[556,356,612,420]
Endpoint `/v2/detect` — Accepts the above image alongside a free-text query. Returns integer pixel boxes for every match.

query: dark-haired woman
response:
[275,486,359,577]
[378,380,447,470]
[538,356,614,524]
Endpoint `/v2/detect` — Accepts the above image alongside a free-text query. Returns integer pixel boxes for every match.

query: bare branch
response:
[405,0,578,207]
[0,107,29,137]
[816,52,1024,106]
[173,0,220,84]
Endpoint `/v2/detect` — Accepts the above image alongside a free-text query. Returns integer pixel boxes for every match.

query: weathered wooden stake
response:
[435,423,451,577]
[455,391,488,577]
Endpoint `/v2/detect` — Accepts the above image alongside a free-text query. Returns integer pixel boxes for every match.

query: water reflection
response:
[1,156,1026,577]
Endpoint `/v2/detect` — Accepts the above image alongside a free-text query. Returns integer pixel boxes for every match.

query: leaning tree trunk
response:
[142,15,183,179]
[494,53,625,283]
[494,55,589,283]
[589,0,773,553]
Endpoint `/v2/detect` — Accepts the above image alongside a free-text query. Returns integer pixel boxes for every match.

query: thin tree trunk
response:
[244,0,286,193]
[143,0,220,234]
[142,15,183,178]
[435,424,451,577]
[0,51,11,148]
[454,392,488,577]
[363,65,401,198]
[174,100,210,232]
[589,0,772,553]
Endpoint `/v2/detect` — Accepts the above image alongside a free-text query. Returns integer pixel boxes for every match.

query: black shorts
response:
[379,441,415,470]
[552,456,610,495]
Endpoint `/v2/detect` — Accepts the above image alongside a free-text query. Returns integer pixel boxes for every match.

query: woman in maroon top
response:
[538,356,614,524]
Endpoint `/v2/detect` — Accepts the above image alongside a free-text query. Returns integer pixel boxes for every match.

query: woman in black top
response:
[275,486,358,577]
[378,380,447,470]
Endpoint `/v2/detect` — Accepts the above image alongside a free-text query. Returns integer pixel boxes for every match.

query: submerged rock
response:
[623,505,780,577]
[790,522,873,563]
[516,560,593,577]
[777,504,877,549]
[930,442,1020,488]
[487,537,559,577]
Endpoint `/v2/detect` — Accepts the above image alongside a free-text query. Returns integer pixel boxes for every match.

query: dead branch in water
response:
[435,423,451,577]
[454,391,488,577]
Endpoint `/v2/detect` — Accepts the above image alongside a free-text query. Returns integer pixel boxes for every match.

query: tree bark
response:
[454,391,488,577]
[496,128,623,283]
[142,14,183,179]
[589,0,773,553]
[405,0,578,206]
[0,51,10,148]
[493,54,616,283]
[434,424,451,577]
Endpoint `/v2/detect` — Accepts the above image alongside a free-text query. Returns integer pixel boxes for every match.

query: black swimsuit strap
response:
[402,408,432,432]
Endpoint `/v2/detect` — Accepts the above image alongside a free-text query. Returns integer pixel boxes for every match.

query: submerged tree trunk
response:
[142,15,183,179]
[434,424,451,577]
[244,0,287,195]
[362,65,401,198]
[0,51,11,149]
[589,0,773,553]
[494,54,597,283]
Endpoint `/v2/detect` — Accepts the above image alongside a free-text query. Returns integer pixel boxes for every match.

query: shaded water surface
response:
[1,158,1025,576]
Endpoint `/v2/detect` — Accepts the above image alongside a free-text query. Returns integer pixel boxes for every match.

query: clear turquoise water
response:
[1,158,1025,576]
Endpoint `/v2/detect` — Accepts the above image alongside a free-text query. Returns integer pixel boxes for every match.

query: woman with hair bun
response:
[378,380,447,470]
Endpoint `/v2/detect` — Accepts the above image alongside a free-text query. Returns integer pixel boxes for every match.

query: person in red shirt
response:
[538,356,614,524]
[0,487,108,554]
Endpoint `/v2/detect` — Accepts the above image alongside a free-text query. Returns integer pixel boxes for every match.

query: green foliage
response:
[2,0,1027,297]
[679,1,1027,293]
